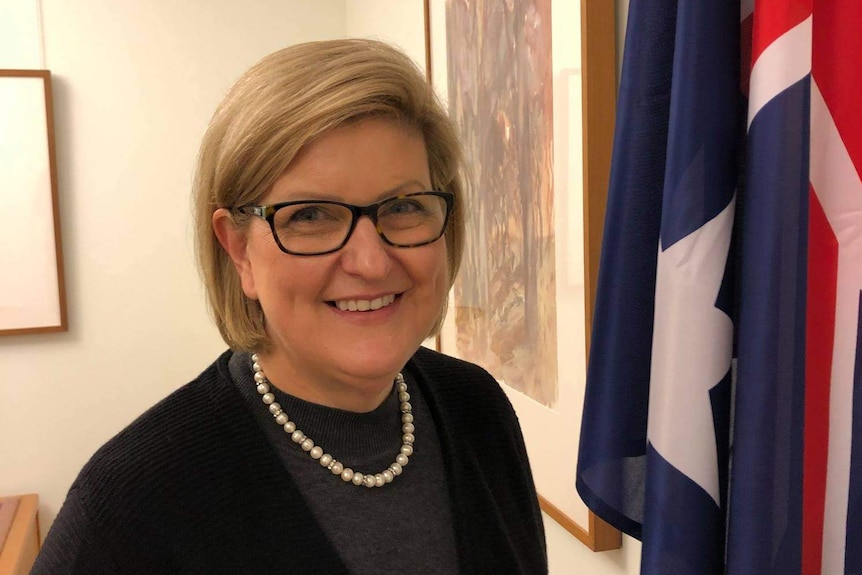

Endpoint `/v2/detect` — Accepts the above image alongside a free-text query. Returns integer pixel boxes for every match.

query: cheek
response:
[398,245,446,296]
[260,258,338,315]
[424,244,450,294]
[245,235,297,303]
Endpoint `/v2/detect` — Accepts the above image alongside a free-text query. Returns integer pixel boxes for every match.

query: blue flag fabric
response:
[576,0,742,573]
[575,0,674,539]
[726,69,809,575]
[577,1,862,572]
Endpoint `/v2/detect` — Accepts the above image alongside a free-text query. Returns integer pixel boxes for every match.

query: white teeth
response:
[335,294,396,312]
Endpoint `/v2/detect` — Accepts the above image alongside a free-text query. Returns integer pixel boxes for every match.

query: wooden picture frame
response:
[424,0,620,551]
[0,70,67,336]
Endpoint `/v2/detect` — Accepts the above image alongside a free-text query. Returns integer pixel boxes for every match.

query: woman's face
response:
[216,118,449,411]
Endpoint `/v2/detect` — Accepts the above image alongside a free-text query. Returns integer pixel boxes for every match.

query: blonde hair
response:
[193,39,466,351]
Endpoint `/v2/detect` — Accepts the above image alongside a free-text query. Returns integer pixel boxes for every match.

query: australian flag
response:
[575,0,862,573]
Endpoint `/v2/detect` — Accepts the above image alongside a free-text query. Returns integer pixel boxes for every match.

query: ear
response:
[212,208,259,300]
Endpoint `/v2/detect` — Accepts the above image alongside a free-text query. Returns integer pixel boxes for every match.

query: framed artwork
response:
[0,70,67,335]
[425,0,620,550]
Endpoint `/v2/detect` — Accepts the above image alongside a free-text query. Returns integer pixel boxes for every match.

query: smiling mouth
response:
[328,293,399,312]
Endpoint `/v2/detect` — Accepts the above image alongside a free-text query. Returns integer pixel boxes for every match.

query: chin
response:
[337,349,415,382]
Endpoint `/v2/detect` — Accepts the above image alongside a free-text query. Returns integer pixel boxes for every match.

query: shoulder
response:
[409,345,498,385]
[42,350,319,571]
[69,350,251,518]
[409,346,504,396]
[408,346,518,429]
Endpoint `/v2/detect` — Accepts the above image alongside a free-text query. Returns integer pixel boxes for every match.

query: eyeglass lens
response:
[271,193,449,255]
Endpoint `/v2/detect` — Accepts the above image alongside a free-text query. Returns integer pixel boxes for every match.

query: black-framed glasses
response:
[237,191,454,256]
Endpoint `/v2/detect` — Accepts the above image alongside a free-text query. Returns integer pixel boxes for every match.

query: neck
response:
[255,351,395,412]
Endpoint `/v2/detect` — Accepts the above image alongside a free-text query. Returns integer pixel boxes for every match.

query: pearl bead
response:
[251,353,259,362]
[253,362,411,489]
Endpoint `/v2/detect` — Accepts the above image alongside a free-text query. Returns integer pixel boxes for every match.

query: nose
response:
[339,216,393,279]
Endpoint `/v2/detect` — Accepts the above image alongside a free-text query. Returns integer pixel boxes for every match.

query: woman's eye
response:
[288,205,330,222]
[384,199,424,215]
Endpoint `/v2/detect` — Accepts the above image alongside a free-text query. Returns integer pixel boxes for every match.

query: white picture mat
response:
[433,0,590,528]
[0,74,62,332]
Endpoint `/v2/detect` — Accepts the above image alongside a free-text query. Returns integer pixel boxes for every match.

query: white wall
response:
[1,0,640,572]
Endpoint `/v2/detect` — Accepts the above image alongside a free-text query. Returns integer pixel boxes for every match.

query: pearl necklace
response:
[251,354,415,488]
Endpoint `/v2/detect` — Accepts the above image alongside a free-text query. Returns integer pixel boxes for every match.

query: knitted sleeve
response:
[30,488,119,575]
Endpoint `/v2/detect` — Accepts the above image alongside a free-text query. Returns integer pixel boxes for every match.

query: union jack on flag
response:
[575,0,862,573]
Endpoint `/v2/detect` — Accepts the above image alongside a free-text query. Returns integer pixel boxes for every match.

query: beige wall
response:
[0,0,638,572]
[0,0,345,529]
[345,0,427,68]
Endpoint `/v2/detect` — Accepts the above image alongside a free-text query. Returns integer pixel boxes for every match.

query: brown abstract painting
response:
[445,0,557,406]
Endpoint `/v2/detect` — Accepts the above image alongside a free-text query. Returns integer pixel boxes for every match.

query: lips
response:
[332,293,398,312]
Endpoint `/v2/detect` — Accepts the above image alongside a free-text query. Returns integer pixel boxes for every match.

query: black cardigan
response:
[32,347,548,574]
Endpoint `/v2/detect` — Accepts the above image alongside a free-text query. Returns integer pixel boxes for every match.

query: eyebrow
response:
[273,180,430,204]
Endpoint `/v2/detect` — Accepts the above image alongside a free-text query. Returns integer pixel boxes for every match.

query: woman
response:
[33,39,547,574]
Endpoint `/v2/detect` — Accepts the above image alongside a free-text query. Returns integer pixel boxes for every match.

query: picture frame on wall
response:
[0,70,67,336]
[424,0,620,551]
